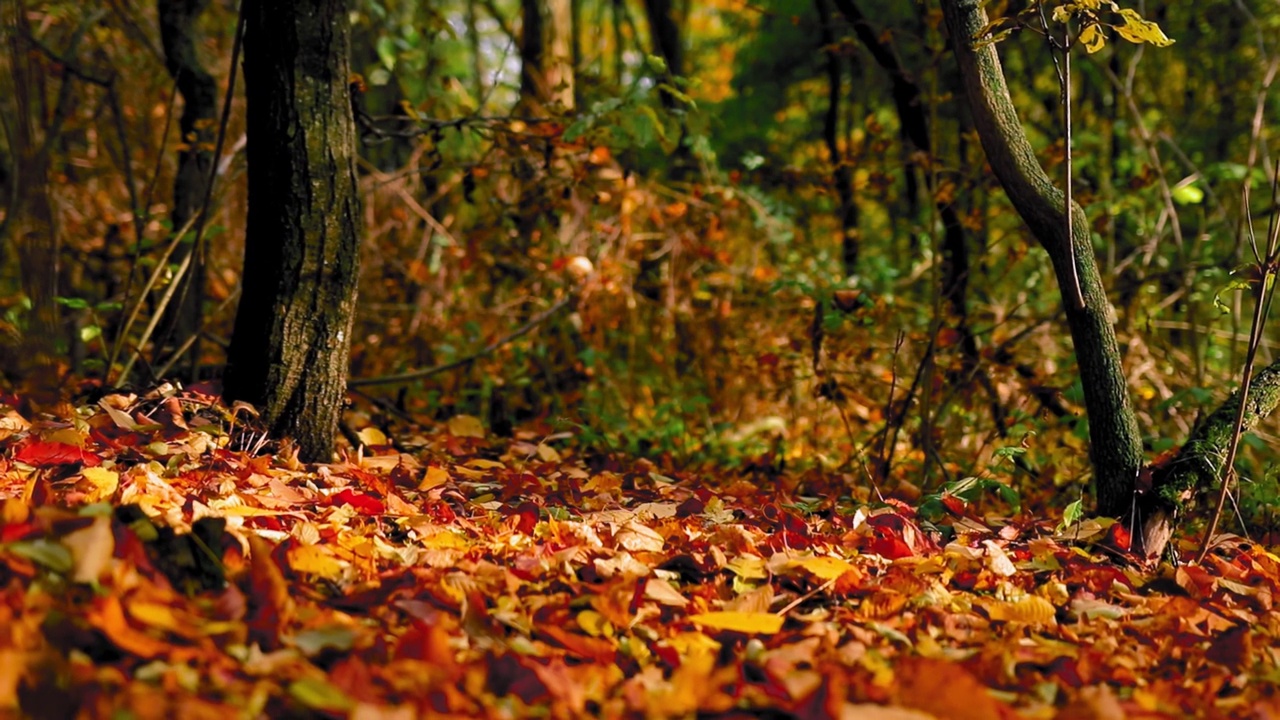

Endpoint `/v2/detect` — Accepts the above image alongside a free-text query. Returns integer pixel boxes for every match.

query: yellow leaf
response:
[985,595,1057,625]
[727,555,769,581]
[356,426,387,446]
[420,531,467,550]
[577,609,612,637]
[466,458,505,470]
[80,467,119,503]
[793,555,854,581]
[689,611,785,634]
[667,630,721,657]
[1079,24,1106,54]
[447,414,486,438]
[418,465,450,490]
[1114,9,1174,47]
[287,544,347,579]
[128,601,185,633]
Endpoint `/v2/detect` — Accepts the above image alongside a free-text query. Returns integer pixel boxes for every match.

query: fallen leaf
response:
[689,611,784,634]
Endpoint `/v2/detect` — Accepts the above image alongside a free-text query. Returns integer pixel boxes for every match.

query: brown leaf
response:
[894,658,1011,720]
[246,533,296,649]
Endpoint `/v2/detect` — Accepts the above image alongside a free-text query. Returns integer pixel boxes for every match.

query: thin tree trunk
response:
[815,0,859,276]
[519,0,574,111]
[224,0,362,462]
[940,0,1144,516]
[157,0,218,373]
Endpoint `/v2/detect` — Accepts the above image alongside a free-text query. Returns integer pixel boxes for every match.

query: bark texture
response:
[941,0,1143,516]
[3,1,61,404]
[224,0,362,462]
[157,0,218,362]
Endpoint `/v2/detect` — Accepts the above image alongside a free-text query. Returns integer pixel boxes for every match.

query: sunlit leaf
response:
[1171,183,1204,205]
[1113,9,1175,47]
[985,595,1058,625]
[688,611,784,634]
[1079,24,1106,53]
[447,414,486,439]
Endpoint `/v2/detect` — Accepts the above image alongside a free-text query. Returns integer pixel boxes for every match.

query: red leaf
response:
[869,528,915,559]
[329,488,385,514]
[13,440,101,467]
[1104,522,1132,552]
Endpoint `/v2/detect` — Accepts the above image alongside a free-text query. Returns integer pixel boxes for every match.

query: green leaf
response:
[288,678,355,713]
[1171,184,1204,205]
[1213,278,1253,314]
[6,539,74,574]
[56,297,89,310]
[562,116,593,143]
[1057,499,1084,533]
[376,36,397,71]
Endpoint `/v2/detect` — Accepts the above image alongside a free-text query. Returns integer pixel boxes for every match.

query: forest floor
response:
[0,384,1277,720]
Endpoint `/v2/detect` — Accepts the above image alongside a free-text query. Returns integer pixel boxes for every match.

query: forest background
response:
[3,0,1280,715]
[4,0,1267,534]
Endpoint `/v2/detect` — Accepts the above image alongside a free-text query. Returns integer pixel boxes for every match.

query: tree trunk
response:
[642,0,683,111]
[224,0,362,462]
[940,0,1144,516]
[3,0,62,406]
[814,0,859,276]
[519,0,574,111]
[157,0,218,372]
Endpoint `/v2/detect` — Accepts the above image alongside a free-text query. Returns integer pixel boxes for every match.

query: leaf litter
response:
[0,387,1278,719]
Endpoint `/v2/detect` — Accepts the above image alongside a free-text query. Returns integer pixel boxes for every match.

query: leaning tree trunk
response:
[1140,361,1280,558]
[224,0,362,462]
[940,0,1144,516]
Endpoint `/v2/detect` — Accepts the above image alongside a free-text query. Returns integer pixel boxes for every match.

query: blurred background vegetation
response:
[1,0,1278,536]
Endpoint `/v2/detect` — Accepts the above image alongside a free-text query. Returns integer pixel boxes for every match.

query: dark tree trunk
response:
[642,0,683,111]
[157,0,218,370]
[224,0,362,462]
[519,0,574,111]
[940,0,1144,516]
[814,0,859,276]
[4,1,61,405]
[832,0,970,317]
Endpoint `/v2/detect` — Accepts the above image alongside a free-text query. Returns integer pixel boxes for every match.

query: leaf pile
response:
[1,389,1278,719]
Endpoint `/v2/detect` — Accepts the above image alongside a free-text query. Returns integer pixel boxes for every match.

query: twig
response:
[776,577,838,617]
[348,294,576,388]
[1037,6,1084,311]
